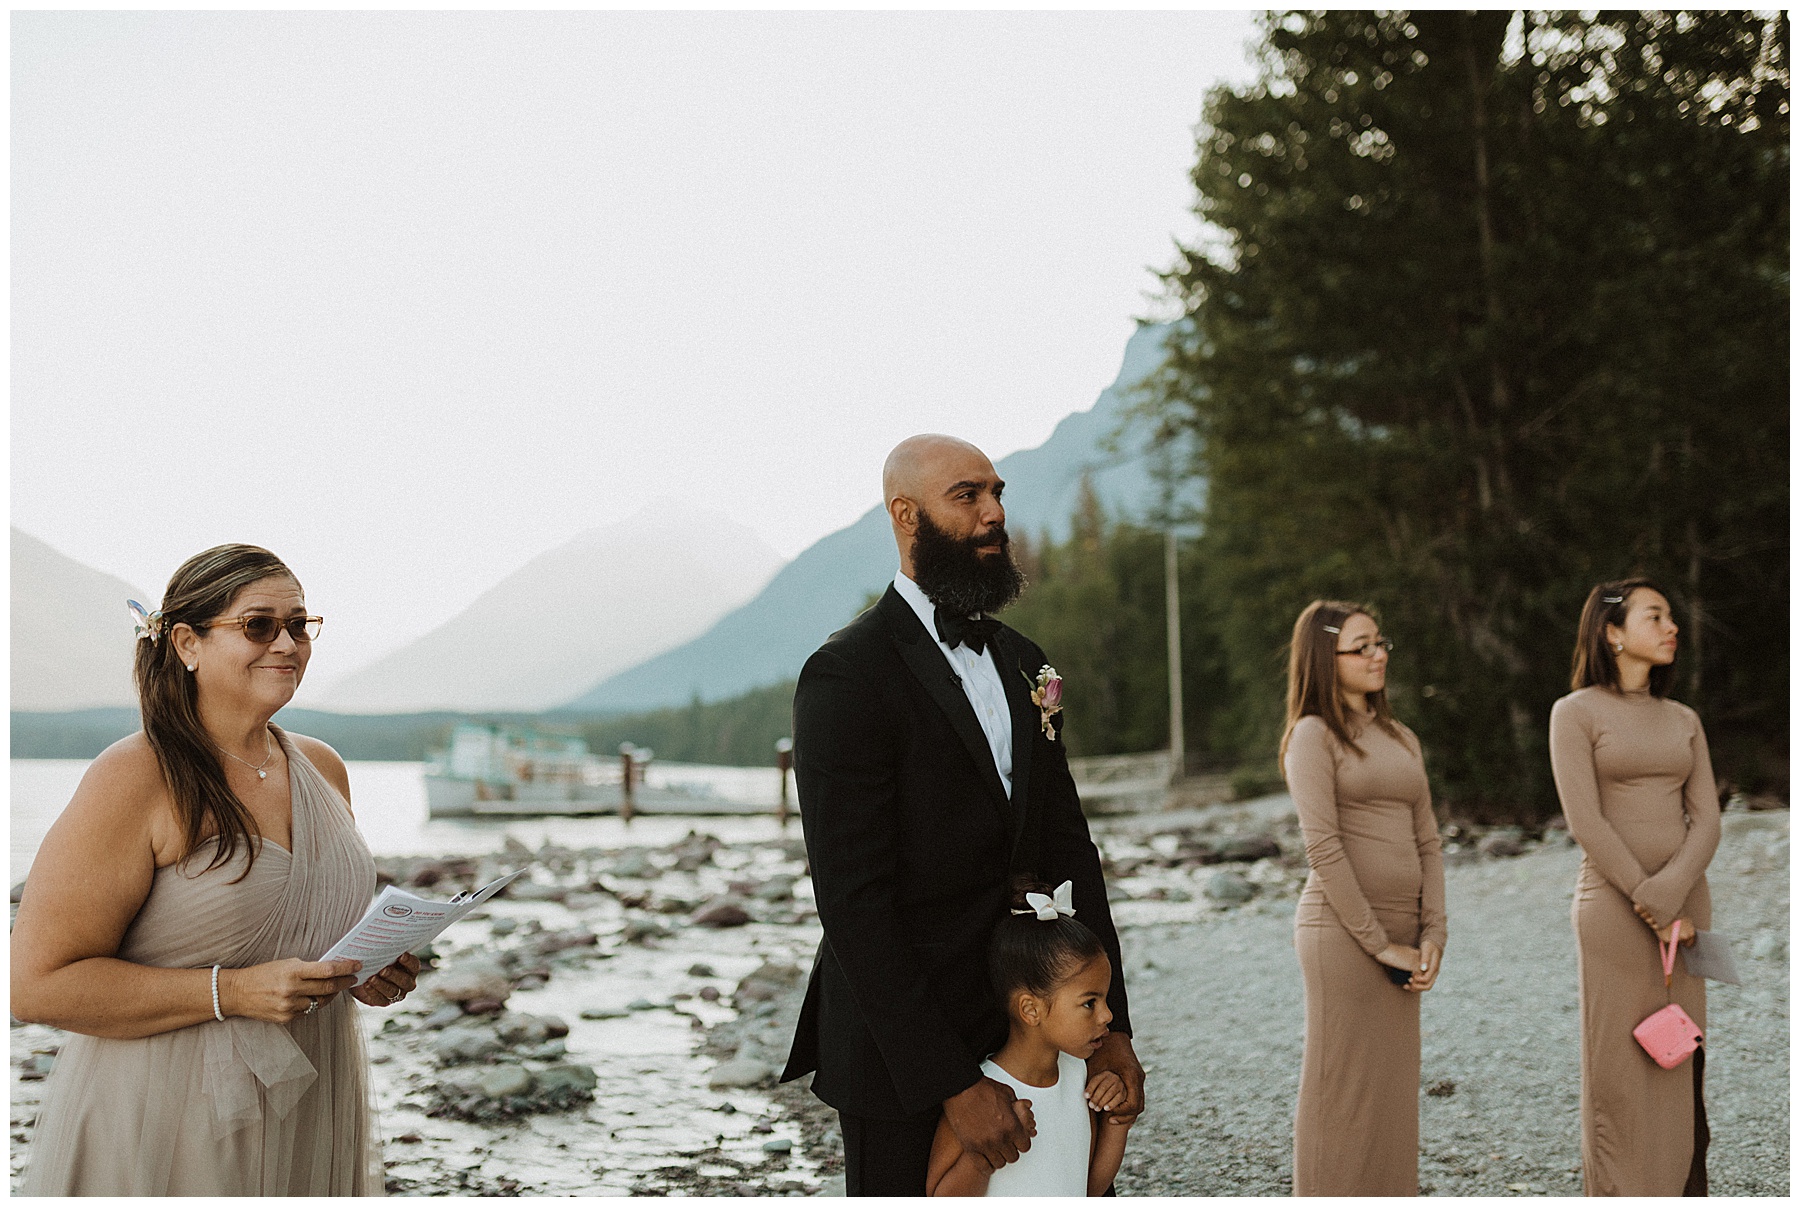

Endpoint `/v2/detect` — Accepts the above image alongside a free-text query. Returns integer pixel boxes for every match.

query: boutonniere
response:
[1021,664,1063,740]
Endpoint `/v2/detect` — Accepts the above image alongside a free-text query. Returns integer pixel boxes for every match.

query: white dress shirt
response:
[893,571,1014,799]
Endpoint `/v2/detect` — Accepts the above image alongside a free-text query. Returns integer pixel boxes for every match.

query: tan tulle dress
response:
[20,729,383,1196]
[1284,713,1447,1197]
[1549,686,1719,1196]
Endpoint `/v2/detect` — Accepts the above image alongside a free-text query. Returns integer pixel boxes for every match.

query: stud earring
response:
[1611,643,1623,654]
[186,663,197,672]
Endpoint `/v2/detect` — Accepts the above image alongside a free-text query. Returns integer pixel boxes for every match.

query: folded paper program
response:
[319,867,526,986]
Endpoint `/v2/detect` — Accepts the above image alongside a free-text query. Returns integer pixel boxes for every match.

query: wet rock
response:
[1478,831,1526,858]
[708,1057,774,1088]
[432,1024,503,1064]
[1205,871,1257,904]
[693,898,753,928]
[396,1132,423,1144]
[533,928,599,955]
[656,897,696,915]
[627,997,659,1011]
[1427,1079,1456,1097]
[754,874,797,902]
[579,1006,630,1020]
[733,961,802,1004]
[430,958,512,1007]
[502,836,534,863]
[688,962,717,978]
[477,1065,534,1098]
[535,1063,598,1094]
[699,986,722,1002]
[504,881,567,903]
[670,831,723,869]
[421,1004,463,1030]
[513,975,547,992]
[496,1013,559,1046]
[762,1138,793,1153]
[1216,835,1282,863]
[621,919,674,944]
[611,851,655,879]
[409,861,449,888]
[489,916,519,937]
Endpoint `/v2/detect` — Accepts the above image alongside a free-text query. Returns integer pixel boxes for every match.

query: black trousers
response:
[839,1107,942,1197]
[1683,1046,1710,1197]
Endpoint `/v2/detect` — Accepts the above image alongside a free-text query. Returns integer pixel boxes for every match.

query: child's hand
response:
[1084,1070,1127,1113]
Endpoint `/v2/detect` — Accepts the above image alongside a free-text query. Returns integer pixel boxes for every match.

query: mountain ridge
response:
[563,322,1179,712]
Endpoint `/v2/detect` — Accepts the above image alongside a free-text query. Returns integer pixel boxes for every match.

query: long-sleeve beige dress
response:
[19,729,384,1195]
[1284,712,1447,1197]
[1549,686,1720,1197]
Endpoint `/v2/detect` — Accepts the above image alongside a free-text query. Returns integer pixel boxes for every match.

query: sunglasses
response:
[205,614,325,644]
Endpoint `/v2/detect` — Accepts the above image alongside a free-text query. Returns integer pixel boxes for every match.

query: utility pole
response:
[1165,526,1184,780]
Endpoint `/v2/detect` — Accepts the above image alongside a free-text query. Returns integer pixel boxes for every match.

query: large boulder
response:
[430,957,512,1008]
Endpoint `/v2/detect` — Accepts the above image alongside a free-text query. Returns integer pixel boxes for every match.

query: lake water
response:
[10,760,799,886]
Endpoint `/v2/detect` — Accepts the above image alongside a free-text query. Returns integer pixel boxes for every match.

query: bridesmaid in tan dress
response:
[11,545,420,1195]
[1280,599,1446,1197]
[1549,579,1719,1196]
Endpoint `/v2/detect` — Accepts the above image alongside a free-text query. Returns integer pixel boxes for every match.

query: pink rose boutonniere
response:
[1023,664,1064,740]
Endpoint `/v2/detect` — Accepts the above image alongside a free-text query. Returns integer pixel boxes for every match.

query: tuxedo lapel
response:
[994,629,1037,852]
[878,588,1012,812]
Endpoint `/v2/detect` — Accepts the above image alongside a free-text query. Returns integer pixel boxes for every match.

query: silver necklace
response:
[220,728,276,781]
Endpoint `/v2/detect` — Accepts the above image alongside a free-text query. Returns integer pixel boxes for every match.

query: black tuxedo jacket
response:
[779,585,1131,1120]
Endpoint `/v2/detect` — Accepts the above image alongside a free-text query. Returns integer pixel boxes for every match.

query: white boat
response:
[423,724,710,818]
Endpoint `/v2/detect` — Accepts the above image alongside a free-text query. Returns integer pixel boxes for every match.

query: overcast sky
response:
[12,10,1263,684]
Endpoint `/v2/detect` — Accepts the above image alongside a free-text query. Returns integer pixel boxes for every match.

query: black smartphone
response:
[1383,964,1413,987]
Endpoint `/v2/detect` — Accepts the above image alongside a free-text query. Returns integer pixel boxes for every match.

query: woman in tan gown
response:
[11,544,420,1195]
[1549,579,1719,1196]
[1280,600,1446,1197]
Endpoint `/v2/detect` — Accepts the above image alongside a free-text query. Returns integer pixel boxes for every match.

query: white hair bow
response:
[1014,880,1076,922]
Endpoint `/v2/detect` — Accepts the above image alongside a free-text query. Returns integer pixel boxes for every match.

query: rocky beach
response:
[11,796,1788,1196]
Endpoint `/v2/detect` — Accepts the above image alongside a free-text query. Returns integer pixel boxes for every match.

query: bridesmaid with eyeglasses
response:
[12,544,417,1194]
[1281,599,1446,1196]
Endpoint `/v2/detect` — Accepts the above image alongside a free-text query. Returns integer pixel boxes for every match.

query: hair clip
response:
[1321,625,1340,634]
[1601,595,1625,605]
[127,599,166,644]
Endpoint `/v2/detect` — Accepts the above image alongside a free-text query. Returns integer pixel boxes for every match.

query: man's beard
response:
[911,506,1026,616]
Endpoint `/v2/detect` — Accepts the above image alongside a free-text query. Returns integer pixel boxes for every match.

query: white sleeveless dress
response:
[980,1052,1092,1196]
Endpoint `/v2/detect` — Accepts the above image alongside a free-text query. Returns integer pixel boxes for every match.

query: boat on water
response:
[423,723,727,818]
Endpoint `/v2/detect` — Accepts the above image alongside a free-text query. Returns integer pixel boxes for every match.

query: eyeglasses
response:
[1336,639,1394,659]
[204,614,324,644]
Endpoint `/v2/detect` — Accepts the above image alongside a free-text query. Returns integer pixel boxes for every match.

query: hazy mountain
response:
[313,506,784,713]
[12,528,152,711]
[563,323,1184,712]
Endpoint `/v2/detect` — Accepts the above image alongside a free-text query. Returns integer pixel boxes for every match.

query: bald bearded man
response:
[780,435,1143,1195]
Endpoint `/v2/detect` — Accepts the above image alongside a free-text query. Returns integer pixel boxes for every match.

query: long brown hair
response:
[134,544,300,877]
[1279,599,1404,762]
[1570,578,1675,698]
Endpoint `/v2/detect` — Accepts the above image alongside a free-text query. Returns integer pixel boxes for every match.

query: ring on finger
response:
[304,996,319,1015]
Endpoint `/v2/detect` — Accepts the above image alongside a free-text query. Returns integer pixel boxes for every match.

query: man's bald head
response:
[882,434,990,509]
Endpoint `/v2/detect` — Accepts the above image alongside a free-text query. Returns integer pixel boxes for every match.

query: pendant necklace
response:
[220,727,276,781]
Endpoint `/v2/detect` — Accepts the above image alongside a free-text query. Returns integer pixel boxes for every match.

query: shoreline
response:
[11,801,1789,1195]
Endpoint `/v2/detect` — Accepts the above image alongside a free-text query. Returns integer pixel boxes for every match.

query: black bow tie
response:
[934,608,1001,655]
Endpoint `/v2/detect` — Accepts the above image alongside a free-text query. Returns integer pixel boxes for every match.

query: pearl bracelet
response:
[211,965,225,1022]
